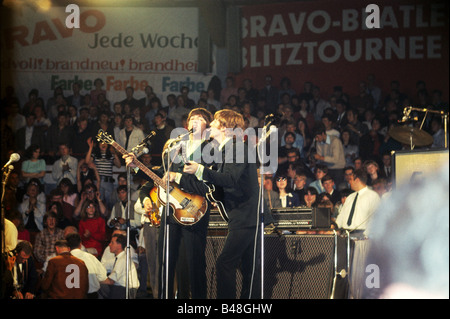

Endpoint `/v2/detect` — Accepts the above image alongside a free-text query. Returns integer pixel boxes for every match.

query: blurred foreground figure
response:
[364,163,449,299]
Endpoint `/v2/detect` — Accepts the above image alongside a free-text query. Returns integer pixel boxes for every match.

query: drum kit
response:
[389,106,448,150]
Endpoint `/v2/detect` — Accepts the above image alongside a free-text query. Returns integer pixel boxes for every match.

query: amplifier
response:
[271,206,331,229]
[208,207,331,230]
[208,209,228,229]
[205,234,348,299]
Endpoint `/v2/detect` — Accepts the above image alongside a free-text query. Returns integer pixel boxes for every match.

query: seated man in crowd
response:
[99,234,140,299]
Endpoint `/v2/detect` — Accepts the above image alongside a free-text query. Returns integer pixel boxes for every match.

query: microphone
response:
[264,113,282,125]
[134,147,149,158]
[171,128,194,143]
[2,153,20,171]
[140,131,156,145]
[132,131,156,156]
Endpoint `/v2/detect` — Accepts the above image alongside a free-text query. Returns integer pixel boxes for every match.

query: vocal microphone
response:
[140,131,156,145]
[172,128,194,142]
[2,153,20,171]
[132,131,156,156]
[134,147,150,158]
[264,113,282,125]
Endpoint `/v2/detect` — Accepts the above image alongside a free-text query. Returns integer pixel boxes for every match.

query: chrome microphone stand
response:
[125,165,132,299]
[254,122,277,299]
[124,133,154,299]
[161,137,185,299]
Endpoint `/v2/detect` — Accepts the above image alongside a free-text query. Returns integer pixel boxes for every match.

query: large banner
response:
[1,5,213,105]
[237,0,449,101]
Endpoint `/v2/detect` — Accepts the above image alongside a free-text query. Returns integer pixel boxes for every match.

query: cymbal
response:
[388,126,433,146]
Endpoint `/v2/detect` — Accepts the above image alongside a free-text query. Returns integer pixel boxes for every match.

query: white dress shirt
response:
[108,251,140,289]
[101,245,139,274]
[335,186,380,236]
[71,248,107,293]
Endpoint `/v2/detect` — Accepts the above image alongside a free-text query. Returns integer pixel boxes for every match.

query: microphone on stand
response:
[132,131,156,157]
[264,113,282,126]
[2,153,20,171]
[140,131,156,145]
[134,146,150,158]
[169,128,194,145]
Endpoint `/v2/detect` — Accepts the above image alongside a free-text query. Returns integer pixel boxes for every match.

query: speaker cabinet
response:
[392,149,449,188]
[205,234,347,299]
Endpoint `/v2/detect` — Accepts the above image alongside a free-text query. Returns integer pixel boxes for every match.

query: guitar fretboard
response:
[110,141,165,189]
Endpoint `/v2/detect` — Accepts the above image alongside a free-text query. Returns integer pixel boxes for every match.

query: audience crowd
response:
[1,73,448,299]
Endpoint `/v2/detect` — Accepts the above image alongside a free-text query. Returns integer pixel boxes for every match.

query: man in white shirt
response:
[66,233,107,299]
[101,229,139,275]
[99,234,140,299]
[335,168,380,299]
[336,169,380,236]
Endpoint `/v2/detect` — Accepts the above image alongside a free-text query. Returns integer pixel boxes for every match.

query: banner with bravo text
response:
[237,0,449,101]
[1,5,213,106]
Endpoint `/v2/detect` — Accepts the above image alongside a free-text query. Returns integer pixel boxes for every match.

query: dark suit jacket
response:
[259,86,279,114]
[327,189,341,205]
[201,139,260,231]
[15,125,46,154]
[15,257,38,295]
[278,192,301,208]
[293,188,306,206]
[66,94,85,108]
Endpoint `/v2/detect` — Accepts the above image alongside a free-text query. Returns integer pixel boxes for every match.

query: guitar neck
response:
[110,141,164,188]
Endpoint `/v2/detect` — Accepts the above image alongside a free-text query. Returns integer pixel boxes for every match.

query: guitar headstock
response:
[96,129,114,145]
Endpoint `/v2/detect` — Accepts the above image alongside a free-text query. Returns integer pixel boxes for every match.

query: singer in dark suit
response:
[183,109,261,299]
[124,108,214,299]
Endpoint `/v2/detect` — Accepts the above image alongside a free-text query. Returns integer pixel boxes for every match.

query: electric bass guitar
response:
[96,129,208,226]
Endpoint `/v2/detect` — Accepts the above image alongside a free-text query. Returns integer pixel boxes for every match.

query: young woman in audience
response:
[57,177,79,208]
[78,199,106,257]
[21,144,46,185]
[273,172,300,208]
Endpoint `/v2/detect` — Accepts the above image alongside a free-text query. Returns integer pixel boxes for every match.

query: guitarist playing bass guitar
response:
[123,108,214,300]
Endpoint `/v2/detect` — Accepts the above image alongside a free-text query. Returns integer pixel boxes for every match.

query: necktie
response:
[347,192,358,226]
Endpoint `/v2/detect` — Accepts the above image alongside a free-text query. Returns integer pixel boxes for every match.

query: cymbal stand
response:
[405,106,449,148]
[409,129,414,150]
